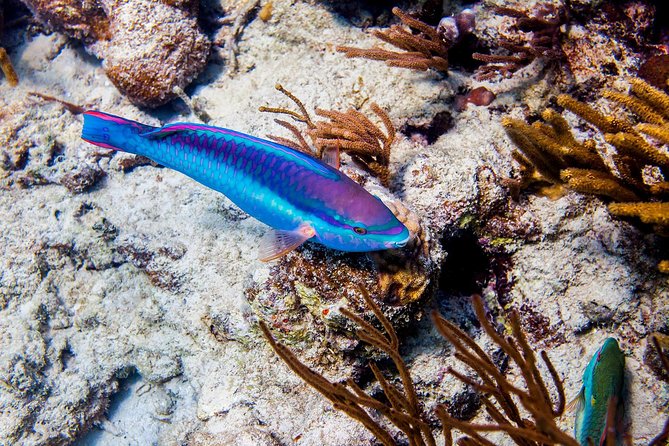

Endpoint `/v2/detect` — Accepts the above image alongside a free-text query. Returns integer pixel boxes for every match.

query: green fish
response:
[572,337,625,446]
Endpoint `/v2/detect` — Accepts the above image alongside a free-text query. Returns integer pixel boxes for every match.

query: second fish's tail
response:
[82,110,156,154]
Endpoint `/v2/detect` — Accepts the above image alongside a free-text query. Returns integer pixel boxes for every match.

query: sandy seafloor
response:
[1,0,668,445]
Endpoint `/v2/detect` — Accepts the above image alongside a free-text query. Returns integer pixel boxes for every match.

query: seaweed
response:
[473,3,567,81]
[261,290,577,445]
[337,7,449,74]
[259,84,396,186]
[504,78,669,271]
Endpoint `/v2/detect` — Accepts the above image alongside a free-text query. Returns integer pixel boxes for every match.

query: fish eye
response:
[353,226,367,235]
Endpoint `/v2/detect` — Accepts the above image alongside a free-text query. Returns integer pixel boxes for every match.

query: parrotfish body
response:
[81,111,410,260]
[573,337,625,446]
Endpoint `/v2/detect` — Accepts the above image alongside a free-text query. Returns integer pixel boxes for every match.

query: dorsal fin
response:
[140,123,199,139]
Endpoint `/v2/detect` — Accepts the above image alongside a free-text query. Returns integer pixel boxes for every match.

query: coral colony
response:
[504,78,669,272]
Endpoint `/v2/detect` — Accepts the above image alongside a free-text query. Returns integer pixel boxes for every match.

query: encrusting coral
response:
[504,77,669,271]
[261,290,579,446]
[337,7,449,74]
[19,0,210,107]
[472,3,567,81]
[259,84,396,187]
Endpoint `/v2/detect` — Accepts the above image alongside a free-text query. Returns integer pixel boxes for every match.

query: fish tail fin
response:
[82,110,155,153]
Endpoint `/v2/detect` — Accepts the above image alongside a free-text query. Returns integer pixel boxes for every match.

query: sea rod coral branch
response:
[259,85,396,186]
[432,295,576,446]
[337,7,449,74]
[261,286,437,446]
[504,77,669,271]
[472,3,567,81]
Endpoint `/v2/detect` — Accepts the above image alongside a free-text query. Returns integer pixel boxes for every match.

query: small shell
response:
[437,16,459,47]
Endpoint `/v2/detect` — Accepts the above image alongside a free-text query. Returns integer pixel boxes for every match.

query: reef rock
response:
[20,0,211,107]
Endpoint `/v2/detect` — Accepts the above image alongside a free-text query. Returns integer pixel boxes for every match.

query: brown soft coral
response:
[20,0,210,107]
[260,84,396,187]
[337,7,449,74]
[473,3,567,81]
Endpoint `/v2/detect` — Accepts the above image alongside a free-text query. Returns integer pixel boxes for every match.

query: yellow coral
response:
[505,78,669,271]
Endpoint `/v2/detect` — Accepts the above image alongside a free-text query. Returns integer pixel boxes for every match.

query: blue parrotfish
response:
[571,337,626,446]
[81,111,411,260]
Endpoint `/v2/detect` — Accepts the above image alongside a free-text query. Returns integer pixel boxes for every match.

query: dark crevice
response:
[401,110,454,145]
[438,229,491,297]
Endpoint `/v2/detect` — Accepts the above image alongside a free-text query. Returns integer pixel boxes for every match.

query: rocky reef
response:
[19,0,210,107]
[0,0,668,445]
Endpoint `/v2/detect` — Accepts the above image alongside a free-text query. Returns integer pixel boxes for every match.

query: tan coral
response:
[0,48,18,87]
[259,84,396,186]
[371,200,431,306]
[337,7,449,74]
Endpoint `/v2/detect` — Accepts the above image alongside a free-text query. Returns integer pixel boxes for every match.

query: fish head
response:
[591,338,625,394]
[577,337,626,445]
[582,338,625,413]
[310,188,411,252]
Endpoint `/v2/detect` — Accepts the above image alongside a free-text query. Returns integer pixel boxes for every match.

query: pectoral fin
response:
[140,123,195,139]
[569,387,585,440]
[568,388,585,413]
[258,226,315,262]
[322,147,340,169]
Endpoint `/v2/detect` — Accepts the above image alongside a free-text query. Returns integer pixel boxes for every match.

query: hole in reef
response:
[319,0,403,27]
[438,229,491,297]
[107,367,142,419]
[400,110,454,145]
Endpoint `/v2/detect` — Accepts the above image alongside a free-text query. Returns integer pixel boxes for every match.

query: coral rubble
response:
[504,78,669,271]
[20,0,211,107]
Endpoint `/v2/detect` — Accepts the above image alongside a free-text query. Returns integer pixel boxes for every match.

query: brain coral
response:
[21,0,211,107]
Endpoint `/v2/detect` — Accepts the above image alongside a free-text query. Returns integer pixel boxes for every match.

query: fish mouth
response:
[384,233,412,249]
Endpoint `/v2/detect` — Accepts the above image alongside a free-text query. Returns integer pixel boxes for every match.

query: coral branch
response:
[505,78,669,271]
[337,7,449,74]
[260,286,437,446]
[0,47,18,87]
[473,3,567,81]
[433,295,578,446]
[259,85,396,186]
